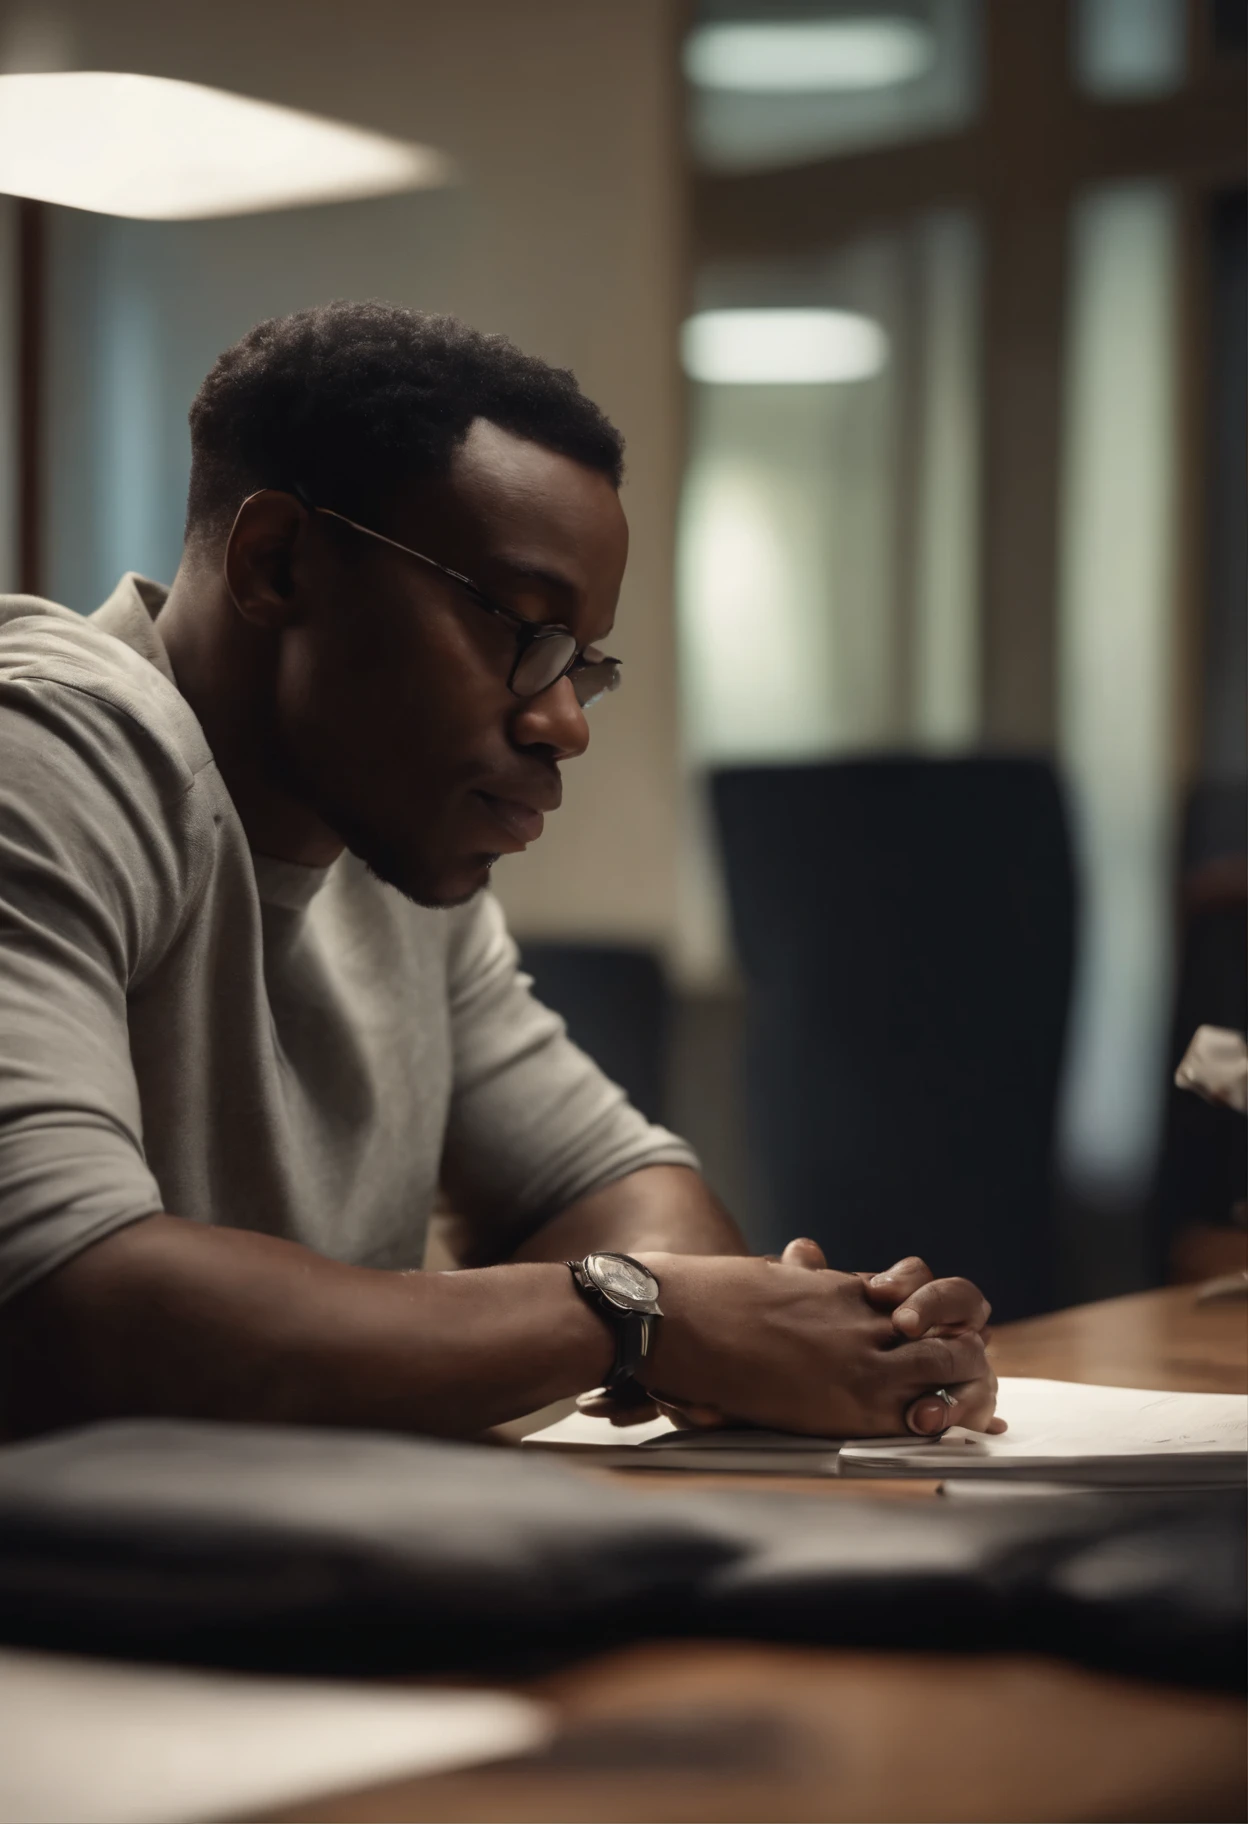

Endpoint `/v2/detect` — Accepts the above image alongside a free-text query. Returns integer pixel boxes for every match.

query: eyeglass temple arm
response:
[286,484,487,600]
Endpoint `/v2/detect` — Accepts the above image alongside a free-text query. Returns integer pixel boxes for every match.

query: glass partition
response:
[1056,182,1180,1216]
[1074,0,1186,98]
[686,0,981,173]
[676,208,981,975]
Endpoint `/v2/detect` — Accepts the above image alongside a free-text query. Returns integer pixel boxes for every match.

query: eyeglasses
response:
[290,488,622,709]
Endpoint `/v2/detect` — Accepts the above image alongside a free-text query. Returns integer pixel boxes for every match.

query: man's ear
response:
[223,490,308,631]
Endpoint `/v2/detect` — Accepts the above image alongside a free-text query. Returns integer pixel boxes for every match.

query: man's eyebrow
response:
[483,555,615,642]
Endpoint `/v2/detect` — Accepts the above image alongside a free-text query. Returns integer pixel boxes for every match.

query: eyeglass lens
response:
[571,658,621,709]
[511,636,622,709]
[512,633,577,697]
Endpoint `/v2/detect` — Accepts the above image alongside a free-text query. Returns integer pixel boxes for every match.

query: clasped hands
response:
[579,1242,1005,1441]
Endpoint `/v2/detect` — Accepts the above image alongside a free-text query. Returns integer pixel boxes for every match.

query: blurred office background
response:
[1,0,1243,1314]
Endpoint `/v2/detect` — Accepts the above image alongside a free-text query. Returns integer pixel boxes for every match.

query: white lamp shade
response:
[0,71,455,220]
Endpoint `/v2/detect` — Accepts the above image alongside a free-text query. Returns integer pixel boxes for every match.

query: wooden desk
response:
[270,1288,1248,1824]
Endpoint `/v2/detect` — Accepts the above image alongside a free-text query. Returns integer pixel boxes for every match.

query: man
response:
[0,303,1000,1442]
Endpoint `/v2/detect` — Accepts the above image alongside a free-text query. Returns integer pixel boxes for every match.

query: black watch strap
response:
[566,1260,657,1390]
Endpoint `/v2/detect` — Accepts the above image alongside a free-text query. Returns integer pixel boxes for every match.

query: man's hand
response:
[579,1240,1002,1438]
[858,1252,1003,1435]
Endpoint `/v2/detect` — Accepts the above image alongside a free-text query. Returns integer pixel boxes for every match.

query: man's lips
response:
[474,790,552,847]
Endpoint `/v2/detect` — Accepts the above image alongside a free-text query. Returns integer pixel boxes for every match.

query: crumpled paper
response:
[1175,1025,1248,1115]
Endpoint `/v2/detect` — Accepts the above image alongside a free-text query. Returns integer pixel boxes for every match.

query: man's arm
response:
[0,1210,1000,1443]
[438,896,708,1266]
[0,1213,615,1441]
[457,1164,749,1266]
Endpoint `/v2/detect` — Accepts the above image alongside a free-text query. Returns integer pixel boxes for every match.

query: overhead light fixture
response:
[0,71,455,220]
[683,18,934,93]
[682,309,889,385]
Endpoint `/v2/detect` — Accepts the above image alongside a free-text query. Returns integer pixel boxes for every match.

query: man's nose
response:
[510,675,590,760]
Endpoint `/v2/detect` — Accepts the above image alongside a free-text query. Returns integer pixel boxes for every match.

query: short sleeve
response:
[440,893,699,1251]
[0,673,196,1303]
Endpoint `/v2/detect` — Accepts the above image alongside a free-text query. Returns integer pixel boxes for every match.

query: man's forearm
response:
[0,1214,614,1442]
[506,1165,749,1266]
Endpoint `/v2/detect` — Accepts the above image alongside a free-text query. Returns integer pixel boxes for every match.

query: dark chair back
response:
[517,941,669,1126]
[712,756,1076,1320]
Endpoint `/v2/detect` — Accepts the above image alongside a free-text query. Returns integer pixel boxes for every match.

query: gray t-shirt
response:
[0,575,695,1305]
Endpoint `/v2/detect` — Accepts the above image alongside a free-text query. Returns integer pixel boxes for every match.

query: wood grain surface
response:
[260,1286,1248,1824]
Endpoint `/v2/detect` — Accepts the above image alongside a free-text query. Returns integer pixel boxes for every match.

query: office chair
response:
[712,756,1076,1320]
[517,940,669,1126]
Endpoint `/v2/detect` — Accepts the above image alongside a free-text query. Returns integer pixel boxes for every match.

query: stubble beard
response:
[270,738,485,910]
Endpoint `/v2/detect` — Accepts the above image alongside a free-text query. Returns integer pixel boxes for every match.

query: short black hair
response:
[185,301,624,543]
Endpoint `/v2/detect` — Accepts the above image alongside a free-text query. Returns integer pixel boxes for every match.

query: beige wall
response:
[2,0,687,951]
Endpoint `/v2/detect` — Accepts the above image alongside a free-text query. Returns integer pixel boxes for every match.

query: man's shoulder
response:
[0,590,214,789]
[0,591,89,648]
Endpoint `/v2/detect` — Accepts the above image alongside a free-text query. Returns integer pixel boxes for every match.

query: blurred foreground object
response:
[0,1419,1242,1692]
[0,1650,545,1824]
[0,71,454,220]
[713,756,1074,1319]
[1174,1026,1248,1114]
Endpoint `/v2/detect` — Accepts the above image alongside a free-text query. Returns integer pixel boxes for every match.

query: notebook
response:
[523,1378,1248,1486]
[839,1378,1248,1486]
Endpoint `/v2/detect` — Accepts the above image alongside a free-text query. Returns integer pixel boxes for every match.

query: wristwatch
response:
[566,1252,663,1390]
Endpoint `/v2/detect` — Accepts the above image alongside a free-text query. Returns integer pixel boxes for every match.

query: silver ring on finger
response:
[933,1386,956,1408]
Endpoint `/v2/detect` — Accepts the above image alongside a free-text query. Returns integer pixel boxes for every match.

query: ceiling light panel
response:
[682,309,889,385]
[0,71,455,220]
[684,19,935,93]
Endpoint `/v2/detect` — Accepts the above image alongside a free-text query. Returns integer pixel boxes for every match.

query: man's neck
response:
[156,560,345,868]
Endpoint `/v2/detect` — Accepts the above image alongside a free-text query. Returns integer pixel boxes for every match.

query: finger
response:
[906,1384,1006,1436]
[889,1328,990,1395]
[905,1394,957,1436]
[891,1276,992,1338]
[576,1387,728,1431]
[780,1236,828,1270]
[651,1395,726,1431]
[943,1372,1005,1434]
[862,1257,933,1310]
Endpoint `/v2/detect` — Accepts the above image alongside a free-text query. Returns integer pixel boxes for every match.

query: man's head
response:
[182,302,628,906]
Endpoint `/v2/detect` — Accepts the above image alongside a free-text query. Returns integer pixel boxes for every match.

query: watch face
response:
[585,1253,659,1309]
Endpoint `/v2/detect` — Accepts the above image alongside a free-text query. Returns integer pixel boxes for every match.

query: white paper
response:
[527,1407,680,1449]
[842,1378,1248,1482]
[524,1409,841,1453]
[526,1379,1248,1486]
[521,1407,847,1472]
[0,1648,551,1824]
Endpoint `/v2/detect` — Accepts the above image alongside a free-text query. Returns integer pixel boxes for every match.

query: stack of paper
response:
[524,1378,1248,1487]
[840,1378,1247,1486]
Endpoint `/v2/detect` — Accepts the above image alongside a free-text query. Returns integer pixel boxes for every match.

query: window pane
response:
[1074,0,1187,97]
[675,213,982,974]
[680,213,981,766]
[1056,183,1180,1209]
[913,209,981,747]
[686,0,981,173]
